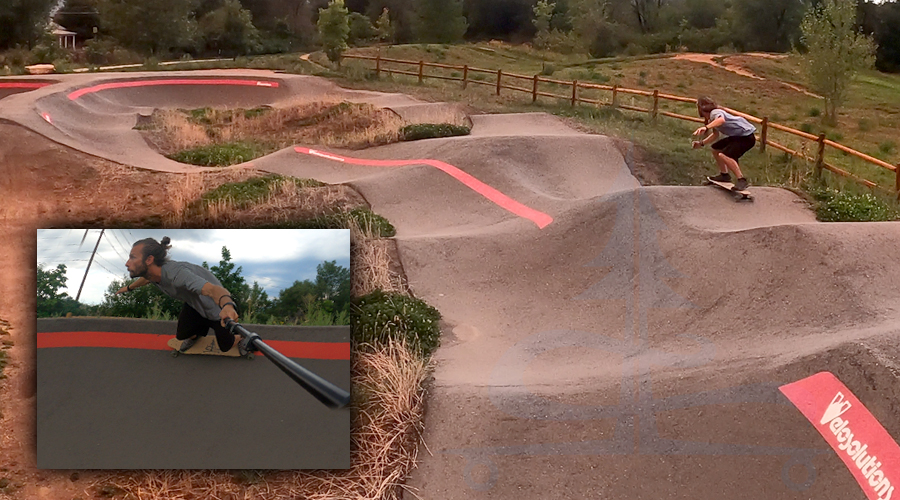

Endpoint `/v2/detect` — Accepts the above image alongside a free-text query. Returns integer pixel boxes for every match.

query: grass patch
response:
[167,141,269,167]
[401,123,471,141]
[351,290,441,357]
[808,186,900,222]
[199,174,325,209]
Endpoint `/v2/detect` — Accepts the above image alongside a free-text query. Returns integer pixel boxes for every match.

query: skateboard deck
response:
[167,336,251,359]
[706,177,753,201]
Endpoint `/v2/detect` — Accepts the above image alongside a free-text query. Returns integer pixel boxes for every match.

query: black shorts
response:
[711,134,756,161]
[175,303,235,352]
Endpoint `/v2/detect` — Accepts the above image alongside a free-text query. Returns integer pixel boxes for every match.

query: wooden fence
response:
[343,53,900,198]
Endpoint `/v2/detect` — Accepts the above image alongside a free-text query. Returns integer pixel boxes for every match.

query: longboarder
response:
[116,236,246,355]
[692,96,757,192]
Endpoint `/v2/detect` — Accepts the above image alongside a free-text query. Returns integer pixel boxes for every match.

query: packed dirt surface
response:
[2,71,900,500]
[671,53,821,98]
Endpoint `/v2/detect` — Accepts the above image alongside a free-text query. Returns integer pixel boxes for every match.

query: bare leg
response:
[714,151,744,178]
[711,149,728,174]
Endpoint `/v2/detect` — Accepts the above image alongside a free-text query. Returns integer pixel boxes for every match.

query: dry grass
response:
[142,101,407,161]
[350,218,407,297]
[85,340,431,500]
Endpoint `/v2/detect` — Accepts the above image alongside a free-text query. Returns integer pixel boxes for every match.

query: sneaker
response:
[733,178,749,191]
[178,336,198,352]
[709,172,731,183]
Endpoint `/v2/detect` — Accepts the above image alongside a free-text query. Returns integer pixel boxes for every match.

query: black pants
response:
[175,304,235,352]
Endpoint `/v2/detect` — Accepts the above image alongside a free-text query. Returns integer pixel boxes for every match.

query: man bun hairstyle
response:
[697,96,718,118]
[134,236,172,265]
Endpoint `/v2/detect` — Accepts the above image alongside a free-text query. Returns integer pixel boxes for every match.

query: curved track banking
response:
[3,71,900,498]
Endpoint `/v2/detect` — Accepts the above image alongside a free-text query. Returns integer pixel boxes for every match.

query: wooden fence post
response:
[418,61,424,84]
[375,54,381,78]
[815,133,826,179]
[760,117,768,153]
[496,69,502,96]
[612,85,619,108]
[532,75,538,103]
[463,65,468,89]
[651,90,659,121]
[571,80,578,106]
[896,163,900,200]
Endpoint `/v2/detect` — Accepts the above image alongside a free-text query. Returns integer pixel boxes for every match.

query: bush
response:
[200,174,324,208]
[351,290,441,356]
[879,141,896,154]
[808,107,821,117]
[83,37,143,66]
[809,187,900,222]
[168,141,268,166]
[401,123,470,141]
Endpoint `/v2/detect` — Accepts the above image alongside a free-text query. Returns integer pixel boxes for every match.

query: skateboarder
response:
[691,96,756,192]
[116,236,243,354]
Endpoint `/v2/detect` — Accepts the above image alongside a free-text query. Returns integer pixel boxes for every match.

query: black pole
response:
[225,319,351,409]
[76,229,103,302]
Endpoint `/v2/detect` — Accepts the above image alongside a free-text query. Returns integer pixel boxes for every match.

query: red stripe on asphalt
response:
[0,82,51,89]
[67,79,280,100]
[295,146,554,229]
[37,331,350,360]
[780,372,900,500]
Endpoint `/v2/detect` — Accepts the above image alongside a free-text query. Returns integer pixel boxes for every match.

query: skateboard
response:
[706,177,753,201]
[167,336,253,359]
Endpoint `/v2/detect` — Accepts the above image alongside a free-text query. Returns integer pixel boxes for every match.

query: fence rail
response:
[343,53,900,198]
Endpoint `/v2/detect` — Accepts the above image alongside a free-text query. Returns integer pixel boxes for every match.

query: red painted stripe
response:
[295,147,554,229]
[37,331,350,360]
[67,79,280,100]
[0,82,51,89]
[780,372,900,500]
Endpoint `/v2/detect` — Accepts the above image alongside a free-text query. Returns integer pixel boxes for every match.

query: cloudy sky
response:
[36,229,351,305]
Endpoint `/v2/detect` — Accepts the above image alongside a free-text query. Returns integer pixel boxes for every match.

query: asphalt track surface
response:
[37,317,350,469]
[4,71,900,498]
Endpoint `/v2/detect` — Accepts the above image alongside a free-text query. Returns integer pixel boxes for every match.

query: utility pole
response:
[76,229,104,302]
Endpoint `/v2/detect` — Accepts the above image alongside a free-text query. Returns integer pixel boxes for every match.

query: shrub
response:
[200,174,324,208]
[808,107,821,117]
[168,141,267,166]
[351,290,441,356]
[879,141,896,154]
[401,123,470,141]
[800,123,814,134]
[809,187,900,222]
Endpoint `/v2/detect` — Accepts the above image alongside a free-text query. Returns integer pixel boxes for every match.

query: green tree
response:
[314,260,351,315]
[413,0,467,43]
[95,0,200,55]
[733,0,805,52]
[799,0,876,125]
[374,7,393,43]
[204,246,248,313]
[99,277,182,319]
[37,264,81,317]
[270,279,318,321]
[243,281,272,323]
[55,0,102,41]
[317,0,350,63]
[0,0,55,48]
[198,0,261,56]
[348,11,376,45]
[533,0,556,34]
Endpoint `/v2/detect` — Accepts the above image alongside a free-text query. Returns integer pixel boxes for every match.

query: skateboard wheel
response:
[171,350,180,358]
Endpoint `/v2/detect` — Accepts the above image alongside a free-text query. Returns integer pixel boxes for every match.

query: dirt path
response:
[671,53,822,98]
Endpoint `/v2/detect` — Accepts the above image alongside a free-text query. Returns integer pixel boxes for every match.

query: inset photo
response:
[36,228,351,469]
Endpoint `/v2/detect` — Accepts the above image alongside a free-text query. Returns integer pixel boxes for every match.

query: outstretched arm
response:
[201,282,239,326]
[116,277,149,295]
